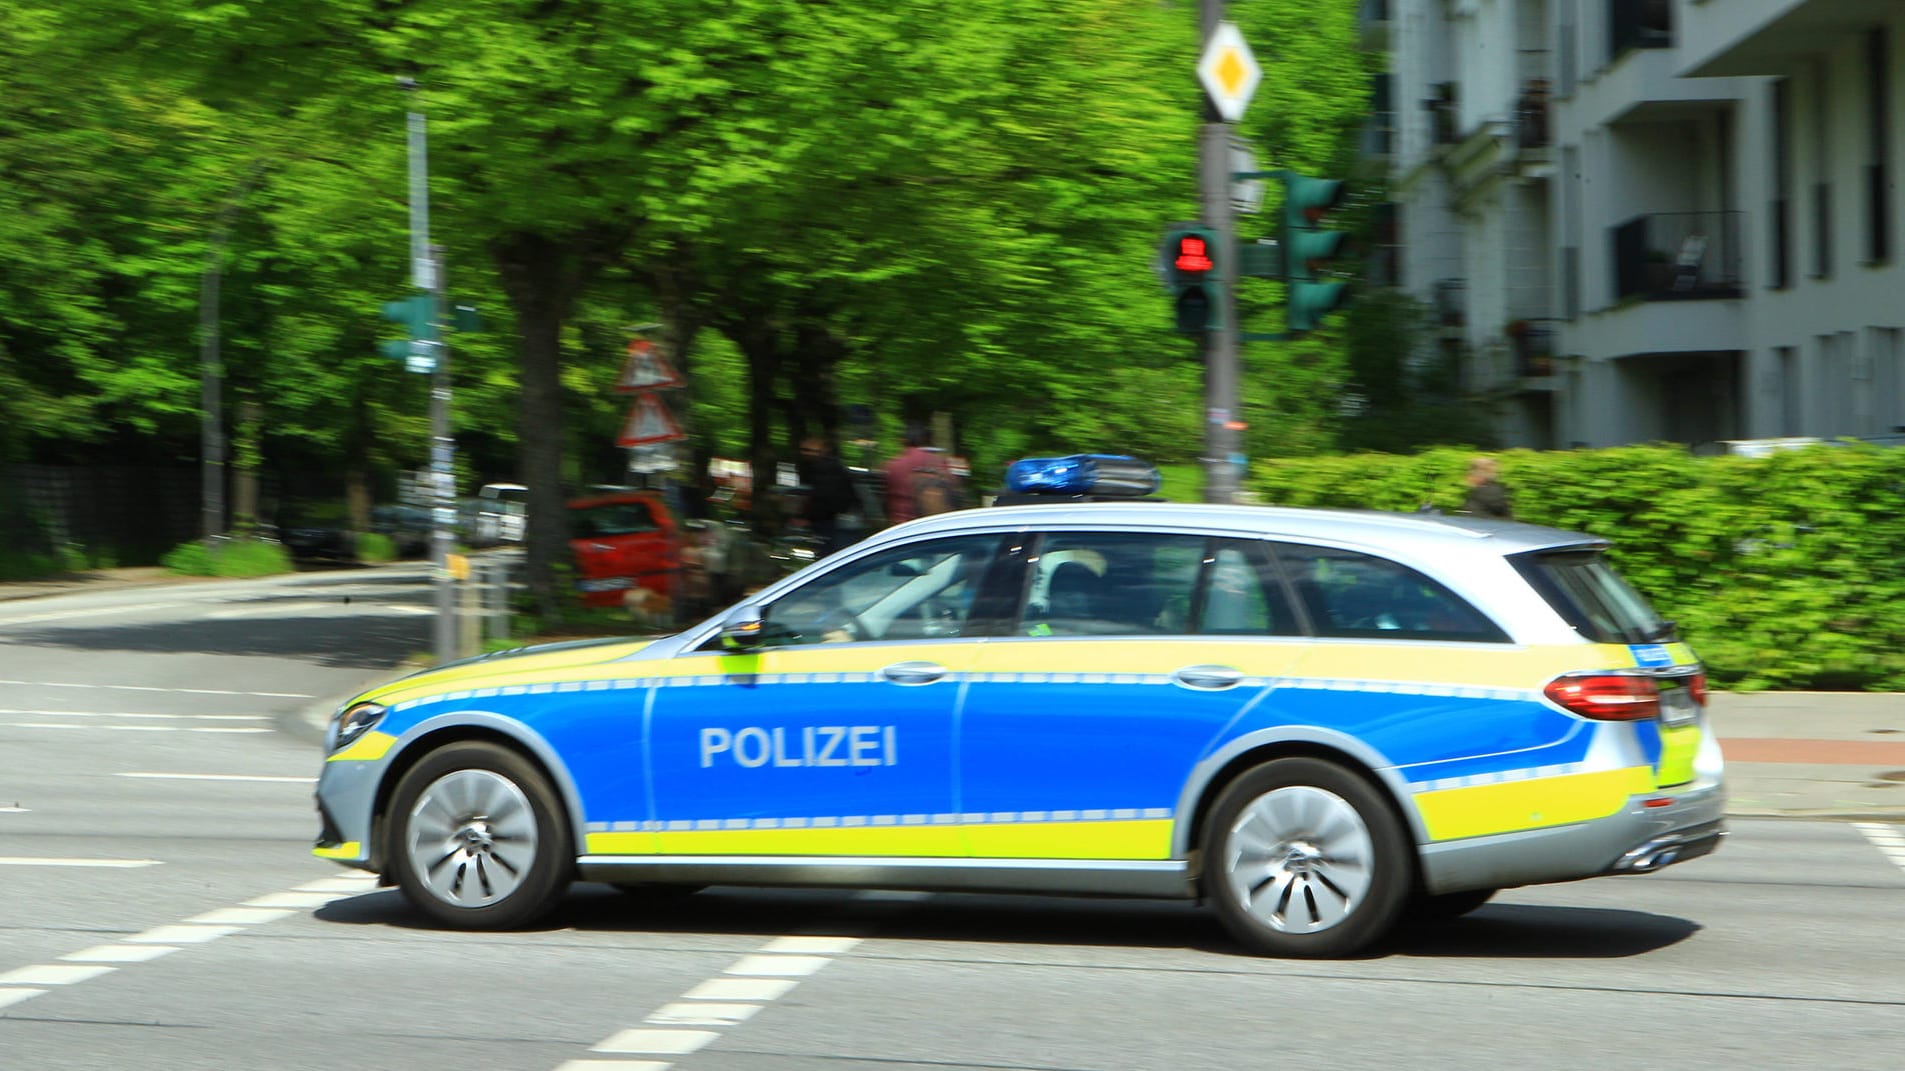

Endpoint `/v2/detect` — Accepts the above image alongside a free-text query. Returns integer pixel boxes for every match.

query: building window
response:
[1777,346,1801,435]
[1812,60,1834,278]
[1771,79,1792,289]
[1867,28,1892,264]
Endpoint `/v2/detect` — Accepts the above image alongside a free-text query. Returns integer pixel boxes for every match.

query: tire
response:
[1404,887,1496,924]
[387,741,573,930]
[1201,757,1412,958]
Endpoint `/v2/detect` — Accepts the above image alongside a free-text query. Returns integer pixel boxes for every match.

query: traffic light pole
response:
[1199,0,1241,505]
[402,80,458,665]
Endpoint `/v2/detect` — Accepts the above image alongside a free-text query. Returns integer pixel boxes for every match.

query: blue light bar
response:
[1003,455,1161,497]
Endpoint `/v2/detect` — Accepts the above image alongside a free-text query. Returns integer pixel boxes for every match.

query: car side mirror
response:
[719,605,767,651]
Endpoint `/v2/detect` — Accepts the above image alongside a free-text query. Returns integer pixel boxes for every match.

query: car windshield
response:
[573,501,658,537]
[1511,549,1674,644]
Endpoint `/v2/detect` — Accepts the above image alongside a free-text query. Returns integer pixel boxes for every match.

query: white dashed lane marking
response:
[0,857,161,868]
[0,679,312,699]
[0,872,378,1012]
[119,773,314,784]
[557,927,869,1071]
[1853,822,1905,874]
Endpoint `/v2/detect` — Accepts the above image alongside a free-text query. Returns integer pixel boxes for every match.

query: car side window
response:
[753,535,1004,648]
[1273,543,1509,643]
[1196,541,1302,637]
[1018,533,1204,636]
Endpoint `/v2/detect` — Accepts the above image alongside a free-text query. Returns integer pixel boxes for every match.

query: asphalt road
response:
[2,570,1902,1070]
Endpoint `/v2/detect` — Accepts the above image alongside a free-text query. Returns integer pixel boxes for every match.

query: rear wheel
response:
[387,741,572,929]
[1202,757,1411,958]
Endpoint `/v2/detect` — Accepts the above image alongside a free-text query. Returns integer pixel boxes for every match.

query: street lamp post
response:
[400,78,459,664]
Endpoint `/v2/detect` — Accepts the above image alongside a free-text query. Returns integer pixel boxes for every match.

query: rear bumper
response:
[1419,774,1726,895]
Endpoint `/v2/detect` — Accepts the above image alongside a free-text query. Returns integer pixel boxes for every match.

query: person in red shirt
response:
[882,424,955,526]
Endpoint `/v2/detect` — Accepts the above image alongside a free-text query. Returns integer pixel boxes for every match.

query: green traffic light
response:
[1276,170,1349,332]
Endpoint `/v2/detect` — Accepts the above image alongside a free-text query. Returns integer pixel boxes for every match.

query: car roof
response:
[875,501,1603,557]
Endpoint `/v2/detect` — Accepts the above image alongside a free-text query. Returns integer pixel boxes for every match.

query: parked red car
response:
[568,491,682,611]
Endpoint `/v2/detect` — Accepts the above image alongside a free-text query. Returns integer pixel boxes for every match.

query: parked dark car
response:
[371,505,432,558]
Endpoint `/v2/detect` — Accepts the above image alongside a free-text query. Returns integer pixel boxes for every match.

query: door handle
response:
[1173,664,1246,690]
[881,661,949,686]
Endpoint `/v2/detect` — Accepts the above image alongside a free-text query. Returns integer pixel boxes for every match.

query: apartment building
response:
[1381,0,1905,451]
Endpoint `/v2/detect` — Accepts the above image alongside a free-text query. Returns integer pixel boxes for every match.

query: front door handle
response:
[881,661,949,686]
[1173,664,1245,690]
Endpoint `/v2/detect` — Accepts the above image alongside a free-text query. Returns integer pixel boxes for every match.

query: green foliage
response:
[161,537,293,578]
[1249,443,1905,691]
[356,532,397,563]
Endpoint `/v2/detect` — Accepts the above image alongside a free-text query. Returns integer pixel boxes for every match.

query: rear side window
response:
[1511,549,1673,644]
[1274,544,1509,643]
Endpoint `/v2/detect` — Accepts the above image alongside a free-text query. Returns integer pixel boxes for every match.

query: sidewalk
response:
[5,567,1904,819]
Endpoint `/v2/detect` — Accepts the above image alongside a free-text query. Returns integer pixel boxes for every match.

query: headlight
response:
[331,701,387,751]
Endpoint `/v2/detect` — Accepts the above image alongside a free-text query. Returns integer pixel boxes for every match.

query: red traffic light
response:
[1174,236,1215,274]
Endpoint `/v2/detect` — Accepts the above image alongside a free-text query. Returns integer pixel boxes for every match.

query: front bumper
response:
[312,754,383,871]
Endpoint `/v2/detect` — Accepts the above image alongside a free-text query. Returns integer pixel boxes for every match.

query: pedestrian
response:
[881,424,960,526]
[1460,455,1513,519]
[796,435,858,557]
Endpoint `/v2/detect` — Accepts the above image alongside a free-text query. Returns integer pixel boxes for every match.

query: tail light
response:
[1686,671,1709,707]
[1544,673,1660,721]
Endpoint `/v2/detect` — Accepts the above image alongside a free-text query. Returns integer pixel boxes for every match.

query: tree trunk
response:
[493,233,579,623]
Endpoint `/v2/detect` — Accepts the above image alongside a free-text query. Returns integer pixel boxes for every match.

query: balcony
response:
[1608,0,1673,61]
[1507,318,1562,379]
[1515,78,1551,152]
[1611,211,1744,302]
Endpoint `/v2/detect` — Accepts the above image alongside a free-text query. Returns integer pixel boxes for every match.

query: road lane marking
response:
[564,932,866,1071]
[13,724,271,734]
[1853,822,1905,874]
[0,709,267,721]
[724,954,832,977]
[187,907,298,925]
[0,964,115,986]
[60,945,180,964]
[126,925,245,945]
[591,1029,721,1055]
[645,1002,763,1026]
[0,872,379,1012]
[119,773,315,784]
[0,679,312,699]
[0,857,162,868]
[680,978,798,1001]
[246,891,344,909]
[0,806,27,813]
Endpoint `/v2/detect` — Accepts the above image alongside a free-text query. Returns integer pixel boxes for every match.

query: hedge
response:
[1247,443,1905,692]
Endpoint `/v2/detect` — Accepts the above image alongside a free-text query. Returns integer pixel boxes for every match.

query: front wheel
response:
[387,741,573,929]
[1201,757,1411,958]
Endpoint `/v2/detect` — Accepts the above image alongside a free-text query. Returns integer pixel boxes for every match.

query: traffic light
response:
[379,293,440,372]
[1162,226,1221,334]
[1278,171,1350,333]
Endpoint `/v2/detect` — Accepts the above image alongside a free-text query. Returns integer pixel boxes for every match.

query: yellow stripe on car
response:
[1412,766,1656,840]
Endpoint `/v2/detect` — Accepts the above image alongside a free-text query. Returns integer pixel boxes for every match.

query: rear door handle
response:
[881,661,949,686]
[1173,664,1245,690]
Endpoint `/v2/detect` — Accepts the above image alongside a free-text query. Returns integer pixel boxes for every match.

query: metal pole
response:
[1199,0,1241,505]
[402,80,458,664]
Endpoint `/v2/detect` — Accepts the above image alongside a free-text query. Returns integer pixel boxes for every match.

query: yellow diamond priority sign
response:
[1197,22,1261,123]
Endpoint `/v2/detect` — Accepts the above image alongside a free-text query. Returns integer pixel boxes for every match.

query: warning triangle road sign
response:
[614,338,683,392]
[616,392,684,447]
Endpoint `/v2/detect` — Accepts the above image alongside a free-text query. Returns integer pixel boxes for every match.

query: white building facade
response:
[1382,0,1905,451]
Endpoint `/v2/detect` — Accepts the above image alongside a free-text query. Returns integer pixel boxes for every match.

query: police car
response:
[313,455,1724,957]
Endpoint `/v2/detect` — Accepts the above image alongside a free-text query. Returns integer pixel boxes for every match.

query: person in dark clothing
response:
[1460,456,1513,519]
[797,435,858,556]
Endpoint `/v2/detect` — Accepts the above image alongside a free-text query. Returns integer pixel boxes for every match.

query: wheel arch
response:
[1174,727,1428,865]
[369,712,586,877]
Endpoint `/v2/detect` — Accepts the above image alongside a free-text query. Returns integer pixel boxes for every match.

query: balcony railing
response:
[1611,211,1745,302]
[1507,318,1562,377]
[1609,0,1672,60]
[1516,78,1551,150]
